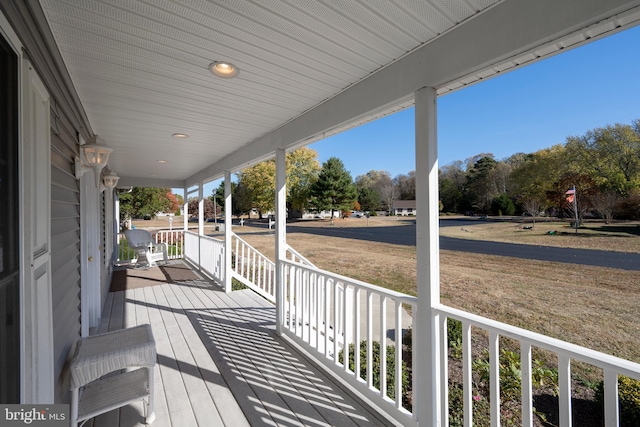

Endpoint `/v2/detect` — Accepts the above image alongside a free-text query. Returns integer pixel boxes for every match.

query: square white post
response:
[415,86,441,426]
[183,188,188,231]
[224,171,233,293]
[198,183,204,236]
[275,148,287,335]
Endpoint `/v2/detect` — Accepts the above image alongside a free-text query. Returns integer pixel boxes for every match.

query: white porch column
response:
[415,86,441,426]
[275,148,287,335]
[183,188,188,231]
[198,183,204,236]
[224,171,232,293]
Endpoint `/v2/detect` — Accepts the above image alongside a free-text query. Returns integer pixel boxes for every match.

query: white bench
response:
[69,324,157,426]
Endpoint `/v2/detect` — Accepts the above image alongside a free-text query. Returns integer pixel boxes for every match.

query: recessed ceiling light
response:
[209,61,239,78]
[157,160,167,163]
[172,133,189,138]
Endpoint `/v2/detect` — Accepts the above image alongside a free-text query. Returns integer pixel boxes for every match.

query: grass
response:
[440,217,640,253]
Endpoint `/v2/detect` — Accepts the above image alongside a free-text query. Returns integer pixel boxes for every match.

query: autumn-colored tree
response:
[510,145,567,214]
[236,148,321,216]
[166,191,180,213]
[287,147,321,212]
[565,120,640,195]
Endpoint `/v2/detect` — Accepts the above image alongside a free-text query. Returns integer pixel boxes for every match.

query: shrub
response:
[232,278,247,291]
[596,376,640,426]
[474,349,558,402]
[339,340,409,405]
[447,318,463,359]
[448,383,491,427]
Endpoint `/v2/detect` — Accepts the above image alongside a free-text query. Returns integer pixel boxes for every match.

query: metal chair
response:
[124,229,168,267]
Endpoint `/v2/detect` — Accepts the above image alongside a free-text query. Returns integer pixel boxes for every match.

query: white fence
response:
[183,231,225,284]
[199,234,225,284]
[183,230,199,263]
[436,305,640,427]
[280,259,416,427]
[231,233,276,302]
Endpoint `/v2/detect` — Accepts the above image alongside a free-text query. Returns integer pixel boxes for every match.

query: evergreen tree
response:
[310,157,357,218]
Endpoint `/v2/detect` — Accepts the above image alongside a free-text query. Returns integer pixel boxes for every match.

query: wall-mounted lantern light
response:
[75,136,113,187]
[100,171,120,193]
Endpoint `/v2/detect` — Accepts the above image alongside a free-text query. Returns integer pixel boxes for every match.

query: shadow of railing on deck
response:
[125,282,386,427]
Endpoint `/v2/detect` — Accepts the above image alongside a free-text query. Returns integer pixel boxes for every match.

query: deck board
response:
[92,261,391,426]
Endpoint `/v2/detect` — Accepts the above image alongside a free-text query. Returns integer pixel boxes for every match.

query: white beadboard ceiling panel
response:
[37,0,640,186]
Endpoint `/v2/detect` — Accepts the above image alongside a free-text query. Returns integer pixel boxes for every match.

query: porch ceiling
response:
[37,0,640,188]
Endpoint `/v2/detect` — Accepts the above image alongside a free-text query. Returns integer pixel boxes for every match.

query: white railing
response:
[435,305,640,427]
[285,244,316,267]
[183,230,199,263]
[154,229,184,260]
[199,234,225,284]
[231,233,276,302]
[120,228,640,427]
[280,259,416,427]
[116,229,184,263]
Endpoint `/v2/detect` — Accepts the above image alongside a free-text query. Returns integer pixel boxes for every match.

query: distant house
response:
[392,200,416,216]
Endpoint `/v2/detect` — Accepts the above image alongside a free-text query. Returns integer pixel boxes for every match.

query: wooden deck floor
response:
[89,261,390,427]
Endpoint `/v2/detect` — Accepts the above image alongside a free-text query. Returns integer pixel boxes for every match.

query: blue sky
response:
[184,25,640,197]
[312,24,640,178]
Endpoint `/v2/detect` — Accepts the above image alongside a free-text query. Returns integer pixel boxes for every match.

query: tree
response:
[232,183,254,218]
[509,146,566,214]
[491,194,515,216]
[310,157,357,218]
[211,180,254,218]
[565,120,640,196]
[355,170,386,189]
[358,187,381,212]
[236,147,321,216]
[590,192,620,224]
[378,179,397,214]
[286,147,321,212]
[465,155,498,213]
[187,197,216,219]
[118,187,173,219]
[439,161,466,213]
[521,197,542,226]
[547,172,598,224]
[237,160,276,216]
[165,191,180,215]
[394,171,416,200]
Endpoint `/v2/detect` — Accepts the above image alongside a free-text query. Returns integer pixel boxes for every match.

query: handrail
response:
[435,304,640,426]
[281,259,417,304]
[285,244,316,268]
[279,259,416,426]
[231,232,276,301]
[436,304,640,379]
[117,229,185,262]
